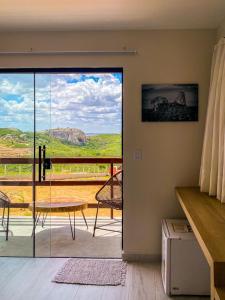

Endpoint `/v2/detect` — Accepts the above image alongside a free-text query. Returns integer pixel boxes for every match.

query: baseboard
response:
[122,251,161,262]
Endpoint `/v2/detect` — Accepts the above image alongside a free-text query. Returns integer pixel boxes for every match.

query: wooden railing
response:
[0,157,123,218]
[0,157,122,164]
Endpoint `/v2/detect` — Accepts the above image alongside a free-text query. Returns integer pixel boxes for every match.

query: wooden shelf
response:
[176,187,225,300]
[215,288,225,300]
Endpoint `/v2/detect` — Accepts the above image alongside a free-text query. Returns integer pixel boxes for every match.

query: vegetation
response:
[0,128,122,157]
[0,128,122,177]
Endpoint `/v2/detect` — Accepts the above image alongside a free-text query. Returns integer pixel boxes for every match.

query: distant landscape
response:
[0,127,122,180]
[0,127,122,158]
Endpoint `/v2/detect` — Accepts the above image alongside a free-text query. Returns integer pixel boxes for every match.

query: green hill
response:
[0,128,122,157]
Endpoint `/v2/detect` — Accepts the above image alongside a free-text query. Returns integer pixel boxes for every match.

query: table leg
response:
[81,209,88,229]
[41,212,48,228]
[5,206,9,241]
[31,211,41,237]
[68,211,75,240]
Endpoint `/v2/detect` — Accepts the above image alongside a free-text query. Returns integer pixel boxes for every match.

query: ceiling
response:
[0,0,224,31]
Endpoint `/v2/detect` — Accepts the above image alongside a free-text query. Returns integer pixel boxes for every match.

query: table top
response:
[29,201,88,212]
[176,187,225,299]
[176,187,225,264]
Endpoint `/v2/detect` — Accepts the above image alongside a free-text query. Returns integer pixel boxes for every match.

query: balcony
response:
[0,157,122,258]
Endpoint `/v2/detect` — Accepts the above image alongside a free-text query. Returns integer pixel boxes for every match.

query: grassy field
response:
[0,128,122,157]
[0,128,122,175]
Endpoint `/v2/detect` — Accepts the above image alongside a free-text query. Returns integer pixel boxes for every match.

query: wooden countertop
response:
[176,187,225,265]
[215,288,225,300]
[176,187,225,299]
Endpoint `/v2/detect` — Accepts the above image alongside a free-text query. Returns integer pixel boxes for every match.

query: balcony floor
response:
[0,216,122,258]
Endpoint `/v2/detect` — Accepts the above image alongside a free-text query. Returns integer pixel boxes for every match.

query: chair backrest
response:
[0,191,10,208]
[96,170,122,203]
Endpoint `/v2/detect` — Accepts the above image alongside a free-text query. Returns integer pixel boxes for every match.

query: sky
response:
[0,72,122,134]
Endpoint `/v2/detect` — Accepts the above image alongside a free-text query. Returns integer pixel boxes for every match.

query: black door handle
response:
[38,146,42,182]
[42,145,46,181]
[42,146,52,181]
[38,145,52,182]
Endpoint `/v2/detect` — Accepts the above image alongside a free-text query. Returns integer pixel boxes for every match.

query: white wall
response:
[0,29,216,259]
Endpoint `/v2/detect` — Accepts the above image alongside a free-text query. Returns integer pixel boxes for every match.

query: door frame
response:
[0,67,123,258]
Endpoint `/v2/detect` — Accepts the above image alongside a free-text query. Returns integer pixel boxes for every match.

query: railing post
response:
[110,162,114,219]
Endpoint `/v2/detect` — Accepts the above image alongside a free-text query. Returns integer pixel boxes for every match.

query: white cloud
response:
[0,73,122,133]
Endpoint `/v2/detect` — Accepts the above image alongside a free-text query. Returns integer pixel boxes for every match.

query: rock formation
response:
[48,128,87,145]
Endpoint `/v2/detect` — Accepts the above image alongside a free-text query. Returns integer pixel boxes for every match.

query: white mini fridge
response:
[161,219,210,296]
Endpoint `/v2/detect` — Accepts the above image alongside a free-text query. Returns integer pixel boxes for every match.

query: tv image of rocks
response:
[142,102,198,122]
[142,84,198,122]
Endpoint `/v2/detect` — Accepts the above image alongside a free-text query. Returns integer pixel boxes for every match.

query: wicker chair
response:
[93,170,122,237]
[0,191,10,240]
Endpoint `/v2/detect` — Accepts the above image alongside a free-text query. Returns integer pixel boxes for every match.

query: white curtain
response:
[200,38,225,202]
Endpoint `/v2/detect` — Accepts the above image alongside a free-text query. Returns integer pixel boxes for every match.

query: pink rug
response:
[53,258,127,286]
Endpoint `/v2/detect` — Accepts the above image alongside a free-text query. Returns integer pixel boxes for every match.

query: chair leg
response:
[6,206,9,241]
[2,205,5,226]
[93,202,99,237]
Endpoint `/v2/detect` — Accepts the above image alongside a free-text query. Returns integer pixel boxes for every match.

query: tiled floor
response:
[0,258,210,300]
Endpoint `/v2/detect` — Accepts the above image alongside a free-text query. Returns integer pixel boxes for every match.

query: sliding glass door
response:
[34,73,52,257]
[0,73,34,256]
[0,68,123,258]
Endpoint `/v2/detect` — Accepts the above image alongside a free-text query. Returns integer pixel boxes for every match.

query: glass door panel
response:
[46,72,123,257]
[34,74,52,257]
[0,73,34,257]
[48,73,80,257]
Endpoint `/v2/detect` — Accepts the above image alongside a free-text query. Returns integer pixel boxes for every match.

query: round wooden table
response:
[29,201,88,240]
